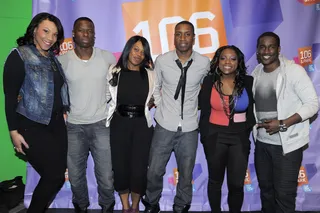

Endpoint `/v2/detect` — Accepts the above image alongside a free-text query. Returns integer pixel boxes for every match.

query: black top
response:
[3,50,64,131]
[199,74,255,143]
[117,68,149,105]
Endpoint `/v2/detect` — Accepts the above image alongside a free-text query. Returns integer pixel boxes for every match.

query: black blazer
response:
[199,74,255,143]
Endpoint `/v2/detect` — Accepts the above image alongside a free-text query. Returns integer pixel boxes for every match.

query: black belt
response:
[116,104,145,118]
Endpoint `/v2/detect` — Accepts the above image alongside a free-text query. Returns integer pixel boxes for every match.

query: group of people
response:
[3,12,318,213]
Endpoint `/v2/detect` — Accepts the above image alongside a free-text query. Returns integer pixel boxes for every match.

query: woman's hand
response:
[10,130,29,155]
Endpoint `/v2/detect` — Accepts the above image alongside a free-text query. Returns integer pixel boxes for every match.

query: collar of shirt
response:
[173,50,195,66]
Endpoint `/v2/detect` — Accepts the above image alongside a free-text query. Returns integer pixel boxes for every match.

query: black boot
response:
[142,198,160,213]
[101,201,115,213]
[173,204,190,213]
[73,203,88,213]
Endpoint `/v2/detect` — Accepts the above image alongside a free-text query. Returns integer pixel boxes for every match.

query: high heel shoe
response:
[122,208,132,213]
[131,207,139,213]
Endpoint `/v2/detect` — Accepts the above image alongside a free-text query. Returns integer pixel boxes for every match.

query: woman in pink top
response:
[199,45,255,213]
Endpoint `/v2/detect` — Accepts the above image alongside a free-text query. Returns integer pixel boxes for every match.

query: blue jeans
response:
[144,124,198,208]
[67,119,114,209]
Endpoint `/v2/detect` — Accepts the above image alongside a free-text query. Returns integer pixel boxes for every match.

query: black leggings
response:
[203,131,250,213]
[110,113,153,195]
[21,114,67,213]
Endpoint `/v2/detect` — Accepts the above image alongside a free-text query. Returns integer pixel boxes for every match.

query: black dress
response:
[110,68,153,195]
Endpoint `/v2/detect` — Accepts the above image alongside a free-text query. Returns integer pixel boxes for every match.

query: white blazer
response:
[106,64,156,127]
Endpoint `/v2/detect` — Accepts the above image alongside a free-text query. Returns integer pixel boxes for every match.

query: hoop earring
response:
[215,67,221,76]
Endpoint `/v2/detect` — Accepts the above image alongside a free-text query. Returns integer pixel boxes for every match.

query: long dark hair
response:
[116,35,154,71]
[108,35,154,86]
[16,12,64,54]
[209,45,247,96]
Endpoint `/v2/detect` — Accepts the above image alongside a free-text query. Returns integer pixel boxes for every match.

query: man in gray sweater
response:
[58,17,116,213]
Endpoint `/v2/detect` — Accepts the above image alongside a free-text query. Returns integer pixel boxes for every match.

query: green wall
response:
[0,0,32,182]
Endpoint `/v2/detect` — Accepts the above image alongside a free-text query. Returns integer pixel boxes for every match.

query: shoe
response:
[101,201,115,213]
[144,204,160,213]
[73,203,88,213]
[131,207,139,213]
[173,204,190,213]
[122,208,132,213]
[141,198,160,213]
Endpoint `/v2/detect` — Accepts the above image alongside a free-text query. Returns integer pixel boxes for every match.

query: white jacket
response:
[252,55,319,154]
[106,64,156,127]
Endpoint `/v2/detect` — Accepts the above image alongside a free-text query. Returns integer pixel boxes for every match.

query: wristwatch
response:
[279,120,288,132]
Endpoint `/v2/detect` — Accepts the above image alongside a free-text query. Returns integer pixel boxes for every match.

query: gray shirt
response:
[153,50,210,132]
[255,68,281,145]
[58,48,116,124]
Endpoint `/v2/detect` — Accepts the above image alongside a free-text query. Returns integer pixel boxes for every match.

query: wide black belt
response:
[116,104,145,118]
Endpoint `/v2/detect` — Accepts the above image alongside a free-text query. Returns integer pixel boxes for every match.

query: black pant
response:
[110,113,153,195]
[21,114,68,213]
[254,141,302,213]
[203,131,250,213]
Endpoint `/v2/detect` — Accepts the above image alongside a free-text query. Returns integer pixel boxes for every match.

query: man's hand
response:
[257,119,280,135]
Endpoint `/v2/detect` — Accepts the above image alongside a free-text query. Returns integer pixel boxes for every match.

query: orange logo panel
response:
[244,168,252,185]
[173,168,179,185]
[59,37,74,55]
[122,0,227,59]
[302,0,320,6]
[298,166,309,186]
[298,46,313,67]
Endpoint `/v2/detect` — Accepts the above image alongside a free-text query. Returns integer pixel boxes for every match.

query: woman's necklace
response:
[216,83,238,119]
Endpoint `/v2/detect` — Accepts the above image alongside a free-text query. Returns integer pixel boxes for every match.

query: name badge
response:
[233,112,246,123]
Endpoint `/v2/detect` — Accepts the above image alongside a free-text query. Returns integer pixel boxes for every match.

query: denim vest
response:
[16,45,70,125]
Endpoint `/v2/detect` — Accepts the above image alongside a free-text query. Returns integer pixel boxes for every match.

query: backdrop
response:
[0,1,31,183]
[26,0,320,211]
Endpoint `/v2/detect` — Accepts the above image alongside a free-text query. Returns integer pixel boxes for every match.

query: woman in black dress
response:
[106,35,155,213]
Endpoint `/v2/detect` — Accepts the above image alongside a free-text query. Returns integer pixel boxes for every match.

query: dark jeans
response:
[144,124,198,209]
[21,114,67,213]
[110,113,153,195]
[254,141,303,213]
[203,131,250,213]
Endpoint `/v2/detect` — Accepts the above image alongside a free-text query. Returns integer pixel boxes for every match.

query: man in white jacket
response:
[252,32,318,213]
